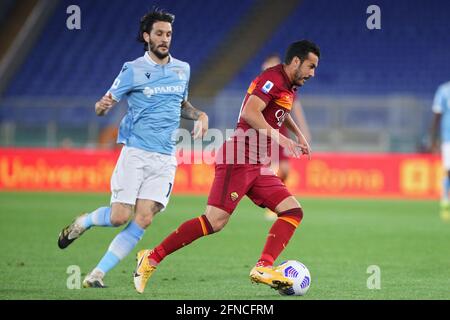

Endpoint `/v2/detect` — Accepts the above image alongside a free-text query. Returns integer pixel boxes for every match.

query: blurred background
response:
[0,0,449,152]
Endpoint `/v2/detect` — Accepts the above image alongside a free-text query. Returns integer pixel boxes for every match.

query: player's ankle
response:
[148,258,159,267]
[91,268,105,279]
[257,253,275,267]
[148,247,164,266]
[256,260,272,268]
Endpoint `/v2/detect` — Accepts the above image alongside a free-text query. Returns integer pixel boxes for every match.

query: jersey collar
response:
[144,52,172,66]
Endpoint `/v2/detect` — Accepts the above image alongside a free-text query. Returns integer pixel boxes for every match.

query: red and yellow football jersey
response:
[218,64,296,165]
[237,64,295,130]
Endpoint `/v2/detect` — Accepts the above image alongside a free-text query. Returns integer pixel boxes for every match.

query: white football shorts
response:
[110,146,177,210]
[442,142,450,170]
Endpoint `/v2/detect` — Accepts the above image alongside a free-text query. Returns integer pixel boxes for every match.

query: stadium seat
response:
[225,0,450,95]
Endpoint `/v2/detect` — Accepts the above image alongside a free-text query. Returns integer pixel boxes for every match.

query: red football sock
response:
[149,215,214,265]
[257,208,303,267]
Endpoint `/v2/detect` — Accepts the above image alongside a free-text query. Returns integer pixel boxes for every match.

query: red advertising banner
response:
[0,148,119,192]
[0,148,442,199]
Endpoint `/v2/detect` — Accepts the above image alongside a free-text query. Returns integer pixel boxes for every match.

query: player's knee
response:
[134,211,157,229]
[205,213,229,233]
[110,213,130,226]
[134,202,162,228]
[274,196,301,213]
[110,203,132,226]
[210,218,227,232]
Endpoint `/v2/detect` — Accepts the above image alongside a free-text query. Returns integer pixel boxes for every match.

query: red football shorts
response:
[207,164,293,214]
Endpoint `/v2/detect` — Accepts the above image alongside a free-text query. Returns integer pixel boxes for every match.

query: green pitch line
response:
[0,192,448,300]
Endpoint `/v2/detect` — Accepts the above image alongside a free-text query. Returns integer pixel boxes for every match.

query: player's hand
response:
[95,93,115,116]
[295,133,312,160]
[279,135,303,158]
[192,113,208,139]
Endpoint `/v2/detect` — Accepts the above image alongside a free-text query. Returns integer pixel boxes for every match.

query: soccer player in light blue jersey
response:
[430,81,450,222]
[57,8,209,287]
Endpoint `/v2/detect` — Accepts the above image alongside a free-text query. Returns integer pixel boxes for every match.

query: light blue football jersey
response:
[108,53,190,155]
[432,81,450,142]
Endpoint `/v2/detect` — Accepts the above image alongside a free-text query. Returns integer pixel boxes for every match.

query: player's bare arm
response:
[181,100,208,138]
[292,99,311,143]
[284,114,311,159]
[241,95,303,158]
[95,92,116,116]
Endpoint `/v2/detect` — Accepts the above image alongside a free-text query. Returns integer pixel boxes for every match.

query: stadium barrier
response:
[0,147,441,199]
[0,94,431,153]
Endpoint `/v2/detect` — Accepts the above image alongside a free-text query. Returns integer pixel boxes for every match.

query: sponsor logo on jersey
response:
[143,85,185,98]
[261,80,274,94]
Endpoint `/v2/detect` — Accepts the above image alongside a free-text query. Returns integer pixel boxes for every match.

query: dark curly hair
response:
[285,40,320,64]
[137,8,175,51]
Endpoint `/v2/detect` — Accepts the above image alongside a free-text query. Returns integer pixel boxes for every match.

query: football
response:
[277,260,311,296]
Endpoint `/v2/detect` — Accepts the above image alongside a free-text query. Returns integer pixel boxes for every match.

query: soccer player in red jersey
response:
[261,54,312,221]
[133,40,320,293]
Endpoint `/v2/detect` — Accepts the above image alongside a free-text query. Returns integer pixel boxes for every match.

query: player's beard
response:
[148,40,170,60]
[294,68,304,86]
[294,65,309,87]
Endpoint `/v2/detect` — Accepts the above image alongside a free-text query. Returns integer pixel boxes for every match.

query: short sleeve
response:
[251,72,282,105]
[107,62,134,102]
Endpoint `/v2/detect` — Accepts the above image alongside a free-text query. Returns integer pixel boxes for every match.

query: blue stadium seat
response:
[2,0,449,131]
[4,0,256,98]
[225,0,450,96]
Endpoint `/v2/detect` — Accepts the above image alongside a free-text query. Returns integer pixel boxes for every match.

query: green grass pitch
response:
[0,192,448,300]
